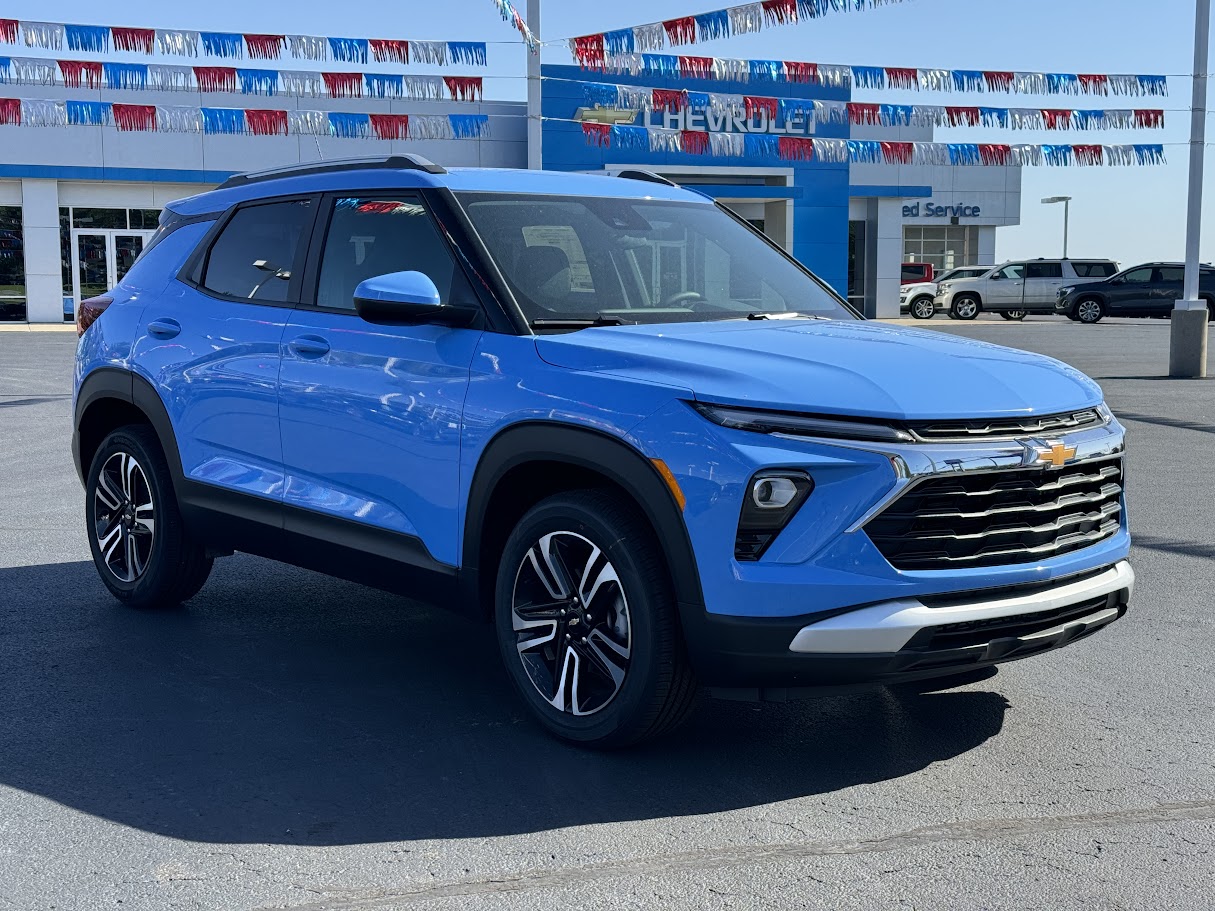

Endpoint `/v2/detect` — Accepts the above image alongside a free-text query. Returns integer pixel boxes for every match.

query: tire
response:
[1001,310,1027,321]
[494,489,697,748]
[910,297,936,320]
[950,295,981,320]
[86,425,212,609]
[1076,298,1104,324]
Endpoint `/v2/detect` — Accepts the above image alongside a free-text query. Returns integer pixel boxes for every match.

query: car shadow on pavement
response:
[0,556,1009,846]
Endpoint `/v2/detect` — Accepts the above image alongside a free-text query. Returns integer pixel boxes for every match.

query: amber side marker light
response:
[650,459,687,511]
[76,296,113,337]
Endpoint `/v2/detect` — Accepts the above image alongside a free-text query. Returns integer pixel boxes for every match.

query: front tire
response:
[1076,298,1105,324]
[494,490,697,748]
[86,425,212,609]
[910,297,936,320]
[951,295,981,320]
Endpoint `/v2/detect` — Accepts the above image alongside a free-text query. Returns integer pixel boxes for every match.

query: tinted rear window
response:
[202,199,313,302]
[902,264,932,281]
[1073,262,1117,277]
[1026,262,1064,279]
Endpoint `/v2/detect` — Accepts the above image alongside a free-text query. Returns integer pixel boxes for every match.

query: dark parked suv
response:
[1056,262,1215,323]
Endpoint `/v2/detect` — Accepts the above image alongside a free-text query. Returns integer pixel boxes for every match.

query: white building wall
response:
[20,180,62,323]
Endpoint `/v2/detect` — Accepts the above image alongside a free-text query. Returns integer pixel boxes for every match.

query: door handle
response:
[289,335,331,358]
[147,318,180,339]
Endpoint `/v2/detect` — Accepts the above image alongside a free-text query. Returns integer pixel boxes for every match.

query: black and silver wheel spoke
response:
[512,530,632,717]
[93,451,155,584]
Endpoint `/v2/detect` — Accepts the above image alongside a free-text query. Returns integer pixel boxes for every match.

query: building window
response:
[0,206,26,322]
[902,225,981,272]
[59,206,162,319]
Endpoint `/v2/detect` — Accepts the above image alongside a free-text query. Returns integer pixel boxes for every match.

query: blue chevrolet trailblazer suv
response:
[73,156,1133,747]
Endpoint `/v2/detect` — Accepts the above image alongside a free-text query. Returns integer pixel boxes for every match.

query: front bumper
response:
[685,561,1132,695]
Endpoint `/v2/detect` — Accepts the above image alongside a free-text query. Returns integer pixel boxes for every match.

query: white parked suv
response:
[900,266,990,319]
[935,259,1119,320]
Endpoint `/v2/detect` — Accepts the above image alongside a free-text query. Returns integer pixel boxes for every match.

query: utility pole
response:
[1171,0,1211,378]
[526,0,542,170]
[1041,196,1071,258]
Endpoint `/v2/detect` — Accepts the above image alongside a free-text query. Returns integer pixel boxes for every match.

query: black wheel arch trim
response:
[462,421,706,620]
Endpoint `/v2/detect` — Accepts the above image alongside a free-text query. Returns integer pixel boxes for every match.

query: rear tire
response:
[86,425,212,609]
[1001,310,1027,321]
[951,295,981,320]
[910,297,936,320]
[494,490,697,748]
[1076,298,1104,324]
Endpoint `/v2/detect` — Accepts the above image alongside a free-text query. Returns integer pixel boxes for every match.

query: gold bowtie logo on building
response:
[1036,443,1077,467]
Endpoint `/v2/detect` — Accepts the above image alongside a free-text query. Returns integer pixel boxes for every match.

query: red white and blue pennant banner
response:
[571,0,909,61]
[0,19,486,66]
[490,0,539,53]
[0,97,490,139]
[577,122,1166,166]
[579,83,1166,130]
[591,54,1168,96]
[0,57,483,100]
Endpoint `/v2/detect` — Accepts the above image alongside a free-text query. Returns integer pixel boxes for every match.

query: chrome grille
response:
[865,458,1123,570]
[908,409,1104,442]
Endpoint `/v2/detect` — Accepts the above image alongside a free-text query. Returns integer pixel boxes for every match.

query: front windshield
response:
[455,193,856,327]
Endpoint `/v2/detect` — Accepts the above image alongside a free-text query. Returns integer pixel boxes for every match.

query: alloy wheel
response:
[93,452,156,583]
[911,299,935,319]
[511,531,632,716]
[954,299,978,319]
[1003,310,1027,321]
[1077,300,1102,323]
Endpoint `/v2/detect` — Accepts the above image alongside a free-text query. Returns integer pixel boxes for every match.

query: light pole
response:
[526,0,542,169]
[1171,0,1210,378]
[1041,196,1072,258]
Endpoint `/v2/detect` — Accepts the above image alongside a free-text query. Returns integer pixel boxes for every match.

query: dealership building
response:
[0,54,1021,323]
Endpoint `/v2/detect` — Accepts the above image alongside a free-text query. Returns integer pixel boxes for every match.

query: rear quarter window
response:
[1073,262,1118,278]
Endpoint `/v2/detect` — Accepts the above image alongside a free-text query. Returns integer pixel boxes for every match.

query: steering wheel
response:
[664,291,704,308]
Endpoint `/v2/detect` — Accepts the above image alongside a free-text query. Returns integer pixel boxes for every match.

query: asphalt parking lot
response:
[1,318,1213,910]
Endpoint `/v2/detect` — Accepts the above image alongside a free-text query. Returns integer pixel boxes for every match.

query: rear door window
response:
[1157,267,1184,283]
[202,199,314,302]
[1025,262,1064,279]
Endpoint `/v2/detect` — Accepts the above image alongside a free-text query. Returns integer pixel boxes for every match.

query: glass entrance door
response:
[70,230,153,313]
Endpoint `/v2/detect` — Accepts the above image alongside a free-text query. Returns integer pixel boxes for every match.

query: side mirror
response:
[990,273,1003,281]
[353,271,476,327]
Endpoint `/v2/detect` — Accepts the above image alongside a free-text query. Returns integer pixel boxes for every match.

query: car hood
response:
[536,319,1102,420]
[902,281,937,295]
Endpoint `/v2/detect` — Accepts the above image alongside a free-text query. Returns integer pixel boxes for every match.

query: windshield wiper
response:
[530,315,629,329]
[745,311,829,321]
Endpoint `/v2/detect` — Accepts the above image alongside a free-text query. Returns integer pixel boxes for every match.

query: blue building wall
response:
[542,63,853,295]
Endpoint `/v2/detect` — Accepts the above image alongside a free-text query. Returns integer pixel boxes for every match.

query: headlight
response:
[692,402,915,444]
[1097,402,1114,424]
[1059,286,1075,296]
[938,283,951,293]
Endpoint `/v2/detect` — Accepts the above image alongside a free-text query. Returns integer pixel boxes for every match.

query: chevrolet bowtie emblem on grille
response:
[1034,442,1077,468]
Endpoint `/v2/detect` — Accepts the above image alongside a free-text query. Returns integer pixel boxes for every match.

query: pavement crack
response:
[262,799,1215,910]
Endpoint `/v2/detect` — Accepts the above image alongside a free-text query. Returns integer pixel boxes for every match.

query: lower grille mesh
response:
[866,458,1124,570]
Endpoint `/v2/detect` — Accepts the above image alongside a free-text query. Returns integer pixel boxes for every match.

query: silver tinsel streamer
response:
[410,41,447,66]
[288,110,328,135]
[1013,72,1048,95]
[813,101,847,124]
[21,99,67,126]
[708,93,744,115]
[711,58,750,82]
[409,115,453,139]
[632,24,665,53]
[13,58,56,84]
[728,4,766,35]
[288,35,328,61]
[147,65,193,91]
[915,106,947,127]
[156,106,203,132]
[708,131,744,157]
[918,69,951,92]
[280,70,323,96]
[818,65,851,88]
[1009,109,1044,130]
[1010,145,1043,166]
[1102,110,1134,129]
[605,54,644,76]
[912,142,949,166]
[618,85,650,110]
[22,22,64,50]
[404,75,445,100]
[647,127,682,153]
[813,139,849,163]
[156,29,200,57]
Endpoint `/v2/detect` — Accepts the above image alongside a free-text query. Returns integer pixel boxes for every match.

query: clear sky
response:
[7,0,1212,265]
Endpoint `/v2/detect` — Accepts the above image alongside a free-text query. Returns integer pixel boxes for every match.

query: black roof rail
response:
[217,154,446,190]
[612,169,679,188]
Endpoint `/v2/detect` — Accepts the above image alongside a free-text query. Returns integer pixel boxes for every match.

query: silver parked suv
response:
[936,259,1119,320]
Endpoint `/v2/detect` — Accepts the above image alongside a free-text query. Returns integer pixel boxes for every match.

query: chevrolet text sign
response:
[655,110,813,135]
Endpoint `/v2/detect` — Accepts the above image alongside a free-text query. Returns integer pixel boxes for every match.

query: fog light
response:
[752,476,798,509]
